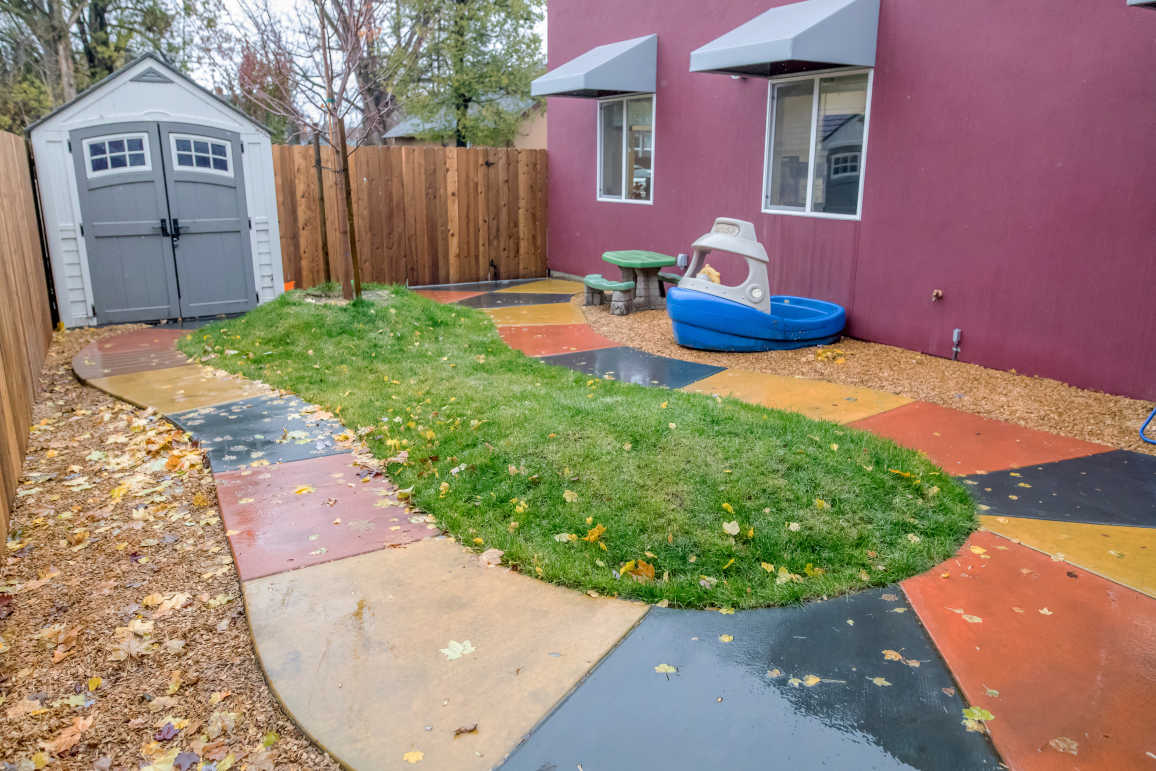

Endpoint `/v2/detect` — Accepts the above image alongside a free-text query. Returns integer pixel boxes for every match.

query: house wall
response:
[545,0,1156,400]
[29,57,283,327]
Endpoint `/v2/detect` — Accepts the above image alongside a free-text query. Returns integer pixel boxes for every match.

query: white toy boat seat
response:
[680,217,771,314]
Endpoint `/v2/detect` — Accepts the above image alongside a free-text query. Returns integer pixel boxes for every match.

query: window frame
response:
[83,133,152,178]
[761,68,874,221]
[169,133,234,177]
[595,92,657,205]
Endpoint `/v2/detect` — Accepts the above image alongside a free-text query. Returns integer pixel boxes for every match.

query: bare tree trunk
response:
[312,132,332,284]
[336,118,362,300]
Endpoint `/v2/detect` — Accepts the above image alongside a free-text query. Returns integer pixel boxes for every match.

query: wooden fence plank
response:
[0,131,53,539]
[270,145,547,287]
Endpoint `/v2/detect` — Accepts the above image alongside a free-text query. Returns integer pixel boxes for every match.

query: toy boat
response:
[666,217,846,352]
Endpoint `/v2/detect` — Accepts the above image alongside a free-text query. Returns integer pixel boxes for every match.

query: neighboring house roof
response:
[384,95,539,140]
[26,52,270,136]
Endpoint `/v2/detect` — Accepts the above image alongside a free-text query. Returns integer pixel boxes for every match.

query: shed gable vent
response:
[131,67,173,84]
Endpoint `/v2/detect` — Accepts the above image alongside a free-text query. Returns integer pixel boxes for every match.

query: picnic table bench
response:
[584,250,676,315]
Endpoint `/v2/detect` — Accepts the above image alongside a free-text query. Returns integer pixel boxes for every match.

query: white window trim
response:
[83,133,152,178]
[595,93,656,205]
[761,68,873,221]
[169,133,234,178]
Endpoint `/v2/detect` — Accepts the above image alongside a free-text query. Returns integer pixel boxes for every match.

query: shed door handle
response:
[160,218,169,238]
[171,218,181,239]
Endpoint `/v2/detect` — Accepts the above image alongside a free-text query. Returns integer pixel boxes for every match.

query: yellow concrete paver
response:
[244,538,646,770]
[684,368,912,424]
[87,364,267,413]
[980,515,1156,598]
[484,302,586,326]
[495,279,584,295]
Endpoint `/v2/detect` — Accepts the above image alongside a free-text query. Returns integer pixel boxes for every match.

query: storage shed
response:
[28,53,283,327]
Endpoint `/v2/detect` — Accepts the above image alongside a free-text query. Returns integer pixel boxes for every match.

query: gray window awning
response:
[689,0,879,78]
[531,34,657,98]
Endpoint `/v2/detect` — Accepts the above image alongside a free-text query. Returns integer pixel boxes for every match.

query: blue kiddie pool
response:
[666,217,846,352]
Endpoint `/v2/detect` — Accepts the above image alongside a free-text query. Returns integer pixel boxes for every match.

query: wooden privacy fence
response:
[273,145,548,289]
[0,131,53,539]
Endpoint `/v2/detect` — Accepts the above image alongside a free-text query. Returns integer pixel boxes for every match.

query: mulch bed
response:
[579,299,1156,456]
[1,326,338,770]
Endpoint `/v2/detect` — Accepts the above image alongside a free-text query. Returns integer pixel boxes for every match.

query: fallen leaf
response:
[562,489,578,503]
[1039,607,1054,616]
[478,548,503,568]
[440,640,476,660]
[882,649,903,661]
[654,663,678,674]
[42,715,93,755]
[294,485,315,495]
[869,677,891,687]
[453,724,478,738]
[802,674,821,687]
[1048,737,1078,756]
[722,520,740,536]
[962,614,983,623]
[718,634,733,643]
[403,750,424,764]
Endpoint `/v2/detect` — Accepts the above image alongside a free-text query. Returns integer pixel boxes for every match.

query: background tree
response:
[405,0,543,147]
[0,0,221,129]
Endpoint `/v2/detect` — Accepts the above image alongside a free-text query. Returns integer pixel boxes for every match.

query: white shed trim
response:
[29,54,284,327]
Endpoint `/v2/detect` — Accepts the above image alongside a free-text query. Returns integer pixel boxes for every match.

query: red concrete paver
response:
[73,346,190,379]
[498,323,620,357]
[850,401,1111,475]
[903,530,1156,770]
[414,289,485,304]
[94,327,185,354]
[214,453,435,580]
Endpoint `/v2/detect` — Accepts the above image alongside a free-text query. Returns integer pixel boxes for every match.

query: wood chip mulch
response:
[579,299,1156,456]
[1,326,339,770]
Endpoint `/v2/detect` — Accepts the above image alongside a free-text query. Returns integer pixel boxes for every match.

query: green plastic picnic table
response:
[601,250,677,269]
[600,250,677,311]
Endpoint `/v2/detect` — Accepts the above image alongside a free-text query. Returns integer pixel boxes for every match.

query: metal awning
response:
[531,34,657,98]
[689,0,879,78]
[1127,0,1156,8]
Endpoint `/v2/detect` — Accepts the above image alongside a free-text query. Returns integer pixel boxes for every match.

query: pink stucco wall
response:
[545,0,1156,400]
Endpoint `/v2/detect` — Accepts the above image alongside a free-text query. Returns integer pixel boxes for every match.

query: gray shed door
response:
[70,122,180,323]
[71,121,257,324]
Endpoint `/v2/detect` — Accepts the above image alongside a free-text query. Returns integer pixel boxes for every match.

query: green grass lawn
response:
[179,289,976,608]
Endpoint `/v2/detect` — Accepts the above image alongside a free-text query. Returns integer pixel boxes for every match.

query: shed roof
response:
[27,52,269,136]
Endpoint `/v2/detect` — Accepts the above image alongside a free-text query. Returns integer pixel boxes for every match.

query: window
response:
[763,70,872,218]
[85,134,150,177]
[170,134,232,175]
[597,94,654,203]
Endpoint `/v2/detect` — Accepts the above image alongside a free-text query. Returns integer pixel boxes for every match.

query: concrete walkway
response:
[73,282,1156,770]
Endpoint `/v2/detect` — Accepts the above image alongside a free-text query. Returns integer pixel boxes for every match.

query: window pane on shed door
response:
[811,73,868,215]
[626,97,653,201]
[599,100,624,199]
[767,81,813,209]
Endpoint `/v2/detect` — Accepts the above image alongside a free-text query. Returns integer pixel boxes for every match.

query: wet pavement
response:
[502,590,1001,771]
[70,278,1156,771]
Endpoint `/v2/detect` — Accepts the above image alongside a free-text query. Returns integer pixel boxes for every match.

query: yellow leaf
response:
[403,750,424,764]
[654,663,677,674]
[87,677,102,692]
[721,502,734,514]
[294,485,315,495]
[760,562,774,573]
[962,614,983,623]
[722,558,735,570]
[814,498,829,509]
[563,490,578,503]
[870,677,892,687]
[722,520,740,535]
[882,649,903,661]
[1038,607,1053,616]
[718,607,735,615]
[718,634,733,643]
[582,524,606,543]
[969,545,987,555]
[802,674,821,687]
